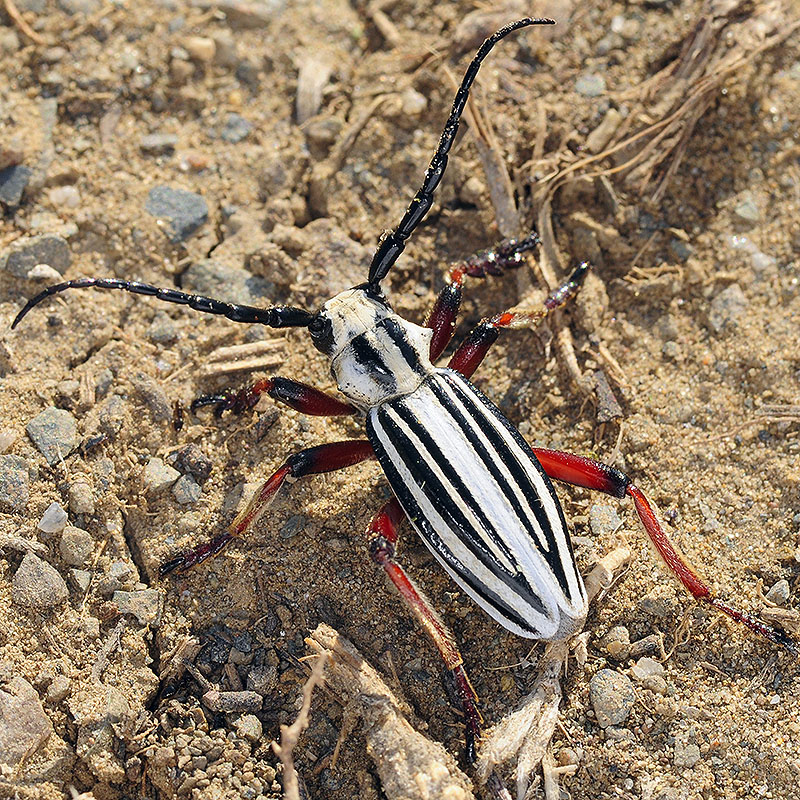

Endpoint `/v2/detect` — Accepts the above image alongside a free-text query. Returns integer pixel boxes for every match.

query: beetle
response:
[11,17,796,762]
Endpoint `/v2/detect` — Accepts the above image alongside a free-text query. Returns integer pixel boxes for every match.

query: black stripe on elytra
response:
[368,416,544,631]
[445,372,577,599]
[349,334,397,389]
[426,376,564,590]
[376,402,549,617]
[380,317,426,374]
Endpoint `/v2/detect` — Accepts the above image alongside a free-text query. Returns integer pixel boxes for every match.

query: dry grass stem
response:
[199,340,285,377]
[3,0,45,44]
[272,651,329,800]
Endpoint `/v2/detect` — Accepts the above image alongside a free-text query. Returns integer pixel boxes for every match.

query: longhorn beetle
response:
[12,17,797,762]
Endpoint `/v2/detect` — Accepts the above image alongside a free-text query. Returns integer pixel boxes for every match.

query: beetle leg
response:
[531,447,798,656]
[447,262,589,378]
[160,440,374,575]
[426,233,542,360]
[367,498,483,762]
[192,376,357,418]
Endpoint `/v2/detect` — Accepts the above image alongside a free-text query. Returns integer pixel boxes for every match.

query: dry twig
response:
[3,0,45,44]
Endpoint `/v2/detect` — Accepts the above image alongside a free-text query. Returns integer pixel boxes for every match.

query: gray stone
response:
[38,501,68,533]
[26,407,78,465]
[213,0,286,29]
[589,504,623,538]
[170,443,213,483]
[68,479,95,515]
[764,578,790,606]
[130,372,172,422]
[59,525,94,567]
[733,192,760,223]
[575,73,606,97]
[145,185,208,243]
[113,589,163,626]
[590,669,635,728]
[0,165,32,206]
[246,663,277,694]
[182,259,272,305]
[1,234,71,279]
[708,283,747,333]
[143,457,180,492]
[0,672,53,766]
[69,568,92,592]
[57,0,101,13]
[46,675,71,704]
[12,552,69,610]
[0,454,30,510]
[172,474,201,504]
[147,311,178,343]
[220,113,253,143]
[673,730,701,768]
[234,713,262,742]
[279,514,306,539]
[140,133,179,155]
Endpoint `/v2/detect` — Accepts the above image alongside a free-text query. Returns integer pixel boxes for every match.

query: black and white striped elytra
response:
[311,287,589,640]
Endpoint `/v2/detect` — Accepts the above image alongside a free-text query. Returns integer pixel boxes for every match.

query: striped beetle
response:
[12,17,796,762]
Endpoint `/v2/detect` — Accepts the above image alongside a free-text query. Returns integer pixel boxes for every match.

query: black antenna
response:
[11,277,314,330]
[367,17,555,288]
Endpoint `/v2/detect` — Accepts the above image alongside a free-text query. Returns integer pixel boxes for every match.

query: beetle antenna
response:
[11,277,314,330]
[367,17,555,288]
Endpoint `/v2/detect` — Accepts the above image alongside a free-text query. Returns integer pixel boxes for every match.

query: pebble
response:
[0,454,30,510]
[246,664,277,694]
[631,656,665,682]
[0,429,18,452]
[599,625,630,659]
[170,443,213,483]
[58,0,101,13]
[130,372,172,422]
[234,714,262,743]
[401,87,427,116]
[48,185,81,209]
[733,192,760,223]
[172,474,201,504]
[590,669,635,728]
[183,35,216,62]
[182,259,272,306]
[140,133,179,155]
[38,502,68,533]
[0,164,32,207]
[68,479,95,515]
[145,186,208,243]
[12,552,69,609]
[0,28,21,56]
[26,263,63,281]
[147,311,178,343]
[0,234,72,279]
[220,112,253,143]
[69,568,91,592]
[212,30,237,67]
[589,504,623,538]
[673,730,701,768]
[708,283,747,333]
[279,514,306,539]
[143,458,180,492]
[46,675,71,704]
[213,0,283,29]
[765,579,790,606]
[59,525,94,567]
[113,589,163,626]
[0,673,54,766]
[575,72,606,97]
[27,408,78,465]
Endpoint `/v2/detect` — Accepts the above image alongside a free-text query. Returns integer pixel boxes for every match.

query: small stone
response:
[26,407,78,465]
[68,479,95,515]
[0,673,53,766]
[0,430,18,452]
[0,454,30,511]
[1,234,72,279]
[585,108,621,153]
[599,625,631,659]
[589,504,623,538]
[220,112,253,143]
[57,0,100,13]
[38,502,68,533]
[0,165,32,207]
[183,35,216,62]
[631,657,664,682]
[140,133,179,155]
[113,589,163,626]
[48,185,81,209]
[733,192,760,224]
[246,664,277,694]
[212,30,237,66]
[708,283,747,333]
[46,675,71,704]
[215,0,283,29]
[279,514,306,539]
[130,372,172,422]
[145,186,208,243]
[590,669,635,728]
[575,72,606,97]
[400,87,427,116]
[143,458,180,492]
[59,525,94,567]
[182,259,272,306]
[170,443,212,483]
[234,714,262,742]
[764,579,790,606]
[459,176,486,206]
[95,368,114,397]
[662,341,680,360]
[69,569,92,592]
[147,311,178,343]
[673,730,701,768]
[26,263,63,281]
[172,474,201,505]
[12,552,69,610]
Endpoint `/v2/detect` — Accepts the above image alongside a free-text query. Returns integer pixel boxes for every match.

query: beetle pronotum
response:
[12,17,796,763]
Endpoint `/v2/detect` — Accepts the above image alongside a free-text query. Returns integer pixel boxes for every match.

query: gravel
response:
[12,552,69,609]
[575,72,607,97]
[143,458,181,492]
[589,669,636,728]
[0,672,54,767]
[59,525,95,567]
[113,589,163,626]
[220,112,253,143]
[764,579,790,606]
[172,474,201,504]
[38,501,68,533]
[145,185,208,243]
[0,164,32,207]
[0,454,30,510]
[708,283,748,332]
[140,133,179,155]
[0,234,72,279]
[181,259,273,305]
[26,407,78,465]
[588,504,623,538]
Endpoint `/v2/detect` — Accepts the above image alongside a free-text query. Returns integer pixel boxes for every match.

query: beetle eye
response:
[307,313,334,354]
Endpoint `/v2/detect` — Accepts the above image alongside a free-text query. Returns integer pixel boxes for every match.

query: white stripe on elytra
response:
[369,410,560,638]
[450,372,587,612]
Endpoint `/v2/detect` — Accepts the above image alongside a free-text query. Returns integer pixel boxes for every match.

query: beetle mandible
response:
[11,17,796,761]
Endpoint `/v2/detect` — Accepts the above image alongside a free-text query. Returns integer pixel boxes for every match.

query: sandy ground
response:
[0,1,799,799]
